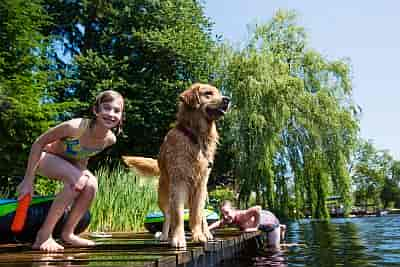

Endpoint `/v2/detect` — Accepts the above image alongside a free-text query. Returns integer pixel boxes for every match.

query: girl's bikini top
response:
[62,119,104,161]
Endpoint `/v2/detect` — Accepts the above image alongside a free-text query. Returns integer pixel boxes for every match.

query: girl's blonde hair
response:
[92,90,125,135]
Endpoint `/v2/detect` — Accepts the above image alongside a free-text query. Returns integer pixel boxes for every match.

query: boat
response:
[144,209,219,234]
[0,196,90,243]
[376,210,389,217]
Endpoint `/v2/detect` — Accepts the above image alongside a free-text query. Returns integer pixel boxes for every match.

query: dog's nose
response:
[222,96,230,106]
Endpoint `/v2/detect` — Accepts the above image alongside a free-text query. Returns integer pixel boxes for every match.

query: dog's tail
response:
[122,156,160,177]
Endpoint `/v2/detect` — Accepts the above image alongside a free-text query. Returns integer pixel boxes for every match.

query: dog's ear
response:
[179,83,201,108]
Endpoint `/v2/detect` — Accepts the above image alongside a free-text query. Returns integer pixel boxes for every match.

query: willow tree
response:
[214,10,359,219]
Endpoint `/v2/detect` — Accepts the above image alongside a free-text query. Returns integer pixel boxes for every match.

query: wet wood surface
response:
[0,229,262,267]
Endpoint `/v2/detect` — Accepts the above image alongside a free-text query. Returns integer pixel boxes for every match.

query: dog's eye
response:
[204,91,213,96]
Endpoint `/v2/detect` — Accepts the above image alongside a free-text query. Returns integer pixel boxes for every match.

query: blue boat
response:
[144,209,219,233]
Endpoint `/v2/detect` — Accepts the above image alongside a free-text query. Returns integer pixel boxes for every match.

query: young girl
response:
[208,200,286,248]
[16,90,124,252]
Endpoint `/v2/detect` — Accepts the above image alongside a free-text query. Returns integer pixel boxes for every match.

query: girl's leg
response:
[61,172,98,246]
[280,224,286,241]
[267,227,281,251]
[32,153,88,252]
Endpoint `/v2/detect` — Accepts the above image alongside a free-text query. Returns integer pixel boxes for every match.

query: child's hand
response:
[244,227,258,232]
[16,179,33,199]
[71,174,90,192]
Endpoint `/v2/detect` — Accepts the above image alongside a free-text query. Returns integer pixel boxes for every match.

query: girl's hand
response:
[71,174,90,192]
[16,179,33,199]
[244,227,258,232]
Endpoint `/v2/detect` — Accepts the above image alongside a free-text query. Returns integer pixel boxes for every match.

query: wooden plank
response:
[83,231,155,239]
[0,261,156,267]
[221,238,236,249]
[203,239,221,252]
[111,248,191,265]
[156,255,177,267]
[0,251,171,266]
[0,230,263,267]
[0,247,191,266]
[190,246,204,259]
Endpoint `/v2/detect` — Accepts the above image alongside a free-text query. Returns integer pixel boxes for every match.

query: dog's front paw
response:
[171,235,186,248]
[158,232,169,242]
[192,231,207,243]
[204,229,213,240]
[154,231,169,241]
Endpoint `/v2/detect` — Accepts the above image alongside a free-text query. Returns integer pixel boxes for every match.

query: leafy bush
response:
[34,176,61,196]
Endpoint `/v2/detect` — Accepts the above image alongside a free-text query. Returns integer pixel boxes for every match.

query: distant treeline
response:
[1,0,399,218]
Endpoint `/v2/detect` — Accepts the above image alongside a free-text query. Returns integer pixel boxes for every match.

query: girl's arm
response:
[104,132,117,149]
[18,119,81,196]
[208,219,225,231]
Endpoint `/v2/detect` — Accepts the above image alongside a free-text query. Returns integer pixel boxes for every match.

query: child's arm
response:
[18,119,80,197]
[208,219,225,231]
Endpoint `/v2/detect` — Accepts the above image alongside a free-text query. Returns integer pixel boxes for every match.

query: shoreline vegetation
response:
[89,165,158,232]
[89,165,400,233]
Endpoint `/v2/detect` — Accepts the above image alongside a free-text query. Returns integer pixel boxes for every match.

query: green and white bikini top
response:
[62,119,104,161]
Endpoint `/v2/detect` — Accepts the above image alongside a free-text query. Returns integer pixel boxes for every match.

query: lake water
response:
[219,215,400,267]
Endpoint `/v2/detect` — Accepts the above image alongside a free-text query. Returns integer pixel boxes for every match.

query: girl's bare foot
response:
[61,233,95,247]
[32,235,64,252]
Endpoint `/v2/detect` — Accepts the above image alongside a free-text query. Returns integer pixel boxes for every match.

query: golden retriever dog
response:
[122,83,230,248]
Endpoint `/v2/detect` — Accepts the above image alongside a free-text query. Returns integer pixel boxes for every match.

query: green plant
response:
[208,186,236,211]
[34,176,61,196]
[89,164,158,232]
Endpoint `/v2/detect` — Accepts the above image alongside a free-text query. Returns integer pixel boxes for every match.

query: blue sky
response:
[204,1,400,159]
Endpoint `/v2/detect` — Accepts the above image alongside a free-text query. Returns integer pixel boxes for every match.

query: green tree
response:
[0,0,77,195]
[41,0,217,161]
[1,0,219,193]
[382,160,400,208]
[351,139,390,210]
[212,10,359,219]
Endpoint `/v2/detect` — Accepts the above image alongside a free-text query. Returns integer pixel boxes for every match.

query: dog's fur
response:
[122,83,230,248]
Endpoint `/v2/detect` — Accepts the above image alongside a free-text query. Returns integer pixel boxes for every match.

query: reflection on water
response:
[219,214,400,267]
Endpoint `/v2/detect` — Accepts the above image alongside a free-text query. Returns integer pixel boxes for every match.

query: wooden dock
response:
[0,229,264,267]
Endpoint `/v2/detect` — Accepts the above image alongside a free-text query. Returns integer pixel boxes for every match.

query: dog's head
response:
[179,83,230,121]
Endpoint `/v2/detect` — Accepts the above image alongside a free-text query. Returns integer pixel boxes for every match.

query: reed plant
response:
[89,164,158,232]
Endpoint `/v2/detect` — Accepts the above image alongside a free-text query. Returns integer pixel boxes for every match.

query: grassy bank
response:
[89,165,158,232]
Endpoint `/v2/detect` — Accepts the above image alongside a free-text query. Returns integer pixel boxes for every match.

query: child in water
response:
[208,200,286,248]
[17,90,124,252]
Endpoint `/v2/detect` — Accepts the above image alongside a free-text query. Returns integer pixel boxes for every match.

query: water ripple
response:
[219,214,400,267]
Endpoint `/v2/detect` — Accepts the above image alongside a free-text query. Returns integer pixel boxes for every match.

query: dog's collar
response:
[176,124,198,145]
[176,124,213,169]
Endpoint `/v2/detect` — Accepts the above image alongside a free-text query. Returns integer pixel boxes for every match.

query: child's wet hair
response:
[92,90,125,135]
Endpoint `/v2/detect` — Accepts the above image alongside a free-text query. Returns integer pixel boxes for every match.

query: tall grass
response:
[89,164,158,232]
